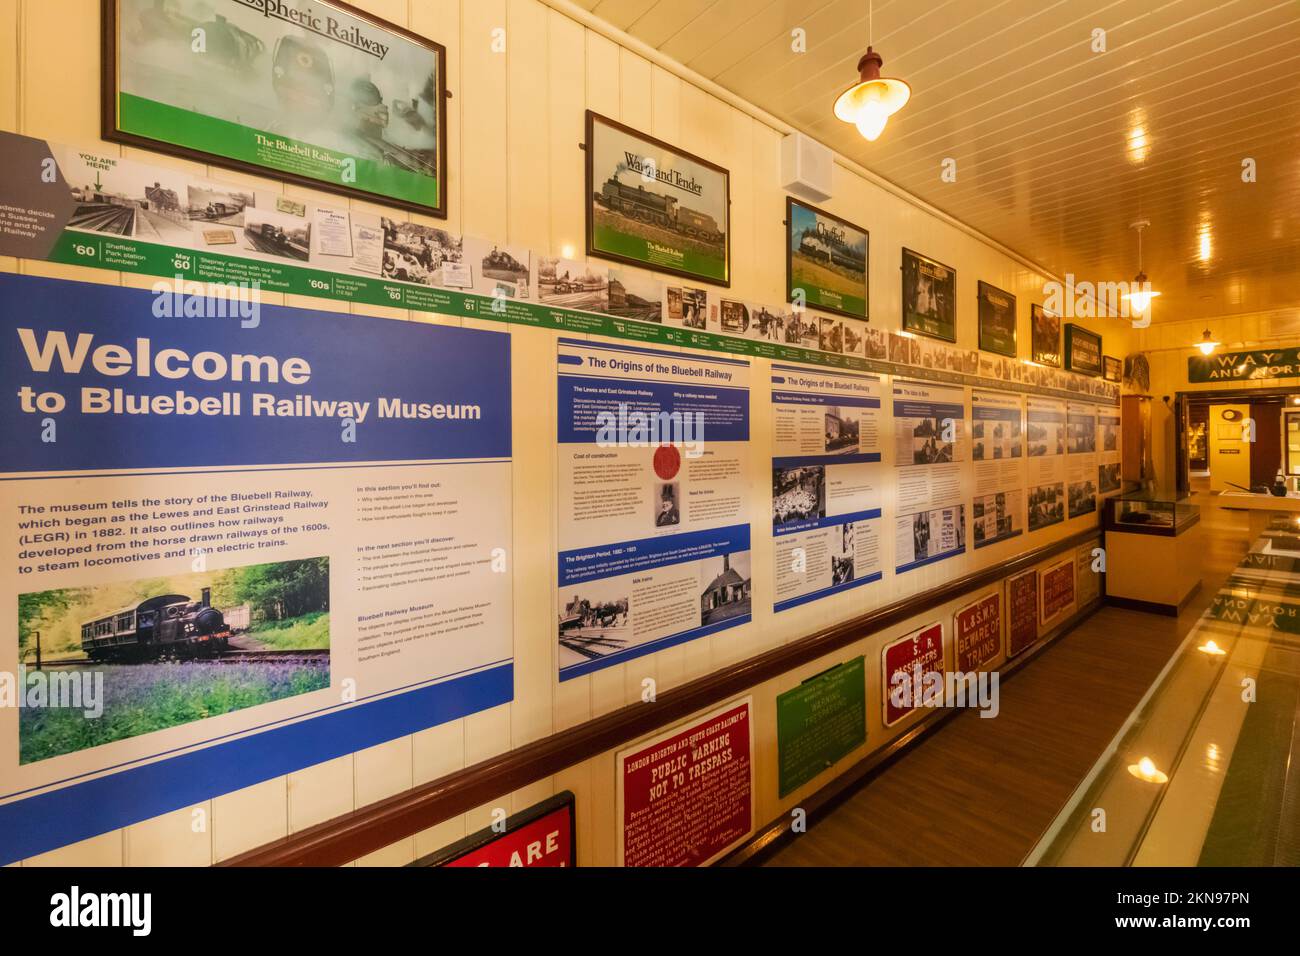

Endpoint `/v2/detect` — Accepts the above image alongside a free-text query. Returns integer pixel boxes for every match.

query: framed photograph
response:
[1064,323,1103,377]
[977,280,1016,357]
[103,0,448,217]
[585,110,730,287]
[1030,304,1061,367]
[785,197,868,321]
[1102,355,1122,382]
[901,248,956,342]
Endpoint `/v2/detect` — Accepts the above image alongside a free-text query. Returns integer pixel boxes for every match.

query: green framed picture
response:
[1030,303,1061,367]
[103,0,448,216]
[585,110,731,287]
[901,248,956,342]
[977,280,1016,357]
[776,657,865,797]
[785,197,868,321]
[1064,323,1103,376]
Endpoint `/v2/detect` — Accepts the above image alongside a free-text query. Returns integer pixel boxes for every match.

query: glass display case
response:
[1103,492,1201,537]
[1103,491,1202,615]
[1027,509,1300,866]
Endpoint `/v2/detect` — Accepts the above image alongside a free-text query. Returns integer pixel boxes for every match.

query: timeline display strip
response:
[556,339,751,680]
[0,130,1119,405]
[771,365,884,612]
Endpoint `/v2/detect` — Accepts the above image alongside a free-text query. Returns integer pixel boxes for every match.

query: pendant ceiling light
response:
[1121,220,1162,317]
[834,2,910,142]
[1195,329,1219,355]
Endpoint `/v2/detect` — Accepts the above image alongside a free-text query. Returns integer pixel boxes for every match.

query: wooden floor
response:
[765,501,1252,867]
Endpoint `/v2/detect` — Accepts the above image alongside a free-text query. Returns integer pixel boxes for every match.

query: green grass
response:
[19,660,330,764]
[249,611,331,650]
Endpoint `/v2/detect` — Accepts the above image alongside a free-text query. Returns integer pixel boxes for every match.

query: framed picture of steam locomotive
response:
[785,197,869,321]
[585,110,731,287]
[901,248,957,342]
[977,280,1017,357]
[102,0,448,217]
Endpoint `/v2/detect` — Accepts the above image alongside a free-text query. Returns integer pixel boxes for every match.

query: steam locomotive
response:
[797,225,866,274]
[81,589,231,661]
[200,200,243,220]
[594,178,723,244]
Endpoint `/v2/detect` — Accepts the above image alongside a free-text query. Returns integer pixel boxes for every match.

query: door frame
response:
[1175,386,1297,498]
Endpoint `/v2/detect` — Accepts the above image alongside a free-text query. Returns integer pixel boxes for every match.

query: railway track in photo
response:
[69,202,135,235]
[33,648,330,667]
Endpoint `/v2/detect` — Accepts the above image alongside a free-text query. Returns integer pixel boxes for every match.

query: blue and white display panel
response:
[0,274,514,864]
[971,390,1024,549]
[1067,402,1099,519]
[1027,396,1067,532]
[770,365,883,612]
[556,339,750,680]
[1098,405,1122,497]
[892,381,967,573]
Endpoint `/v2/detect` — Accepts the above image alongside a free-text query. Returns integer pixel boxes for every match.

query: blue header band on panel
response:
[771,392,880,409]
[773,453,881,469]
[559,337,750,366]
[774,507,883,536]
[0,273,512,471]
[894,400,965,419]
[557,377,750,443]
[558,524,751,588]
[972,406,1021,421]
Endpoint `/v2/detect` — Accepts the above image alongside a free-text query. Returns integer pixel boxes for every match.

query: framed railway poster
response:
[785,197,869,321]
[585,110,731,287]
[1030,304,1062,367]
[102,0,449,217]
[977,280,1017,357]
[1064,323,1103,377]
[901,248,957,342]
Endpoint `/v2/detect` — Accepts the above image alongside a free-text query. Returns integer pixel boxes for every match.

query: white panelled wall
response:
[1,0,1133,866]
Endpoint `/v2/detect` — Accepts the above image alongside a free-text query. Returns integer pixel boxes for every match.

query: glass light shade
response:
[835,77,911,142]
[1123,288,1161,315]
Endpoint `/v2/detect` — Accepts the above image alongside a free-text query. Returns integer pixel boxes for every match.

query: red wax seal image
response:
[653,444,681,481]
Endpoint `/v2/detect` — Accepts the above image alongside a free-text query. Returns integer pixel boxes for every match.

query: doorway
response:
[1175,388,1294,497]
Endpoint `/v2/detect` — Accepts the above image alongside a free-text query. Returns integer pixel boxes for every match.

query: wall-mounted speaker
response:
[780,132,834,202]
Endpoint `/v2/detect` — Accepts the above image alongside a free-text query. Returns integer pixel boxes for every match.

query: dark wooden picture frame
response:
[784,196,869,321]
[584,110,731,287]
[1102,355,1122,382]
[901,247,957,342]
[1064,323,1103,377]
[1030,303,1061,367]
[976,280,1017,357]
[102,0,449,218]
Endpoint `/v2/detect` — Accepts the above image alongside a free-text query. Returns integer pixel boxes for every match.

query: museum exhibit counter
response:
[1103,493,1202,615]
[1026,512,1300,866]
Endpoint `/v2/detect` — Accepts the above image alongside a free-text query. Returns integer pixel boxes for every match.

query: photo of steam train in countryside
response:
[16,557,330,764]
[587,112,729,285]
[787,199,869,321]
